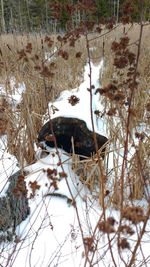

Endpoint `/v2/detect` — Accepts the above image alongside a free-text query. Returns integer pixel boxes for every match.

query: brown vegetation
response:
[0,24,149,194]
[0,17,150,267]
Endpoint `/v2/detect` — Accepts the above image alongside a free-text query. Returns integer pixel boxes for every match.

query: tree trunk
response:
[116,0,120,23]
[1,0,5,32]
[18,0,23,31]
[26,0,31,31]
[113,0,116,18]
[45,0,48,31]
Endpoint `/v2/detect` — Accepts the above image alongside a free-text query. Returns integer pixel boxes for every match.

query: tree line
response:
[0,0,150,33]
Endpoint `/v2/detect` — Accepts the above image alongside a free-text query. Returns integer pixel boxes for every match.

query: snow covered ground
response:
[0,59,150,267]
[0,78,26,107]
[0,136,19,196]
[48,59,106,136]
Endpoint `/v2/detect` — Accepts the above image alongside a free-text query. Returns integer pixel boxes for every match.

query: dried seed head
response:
[118,238,130,250]
[118,225,135,236]
[146,102,150,112]
[98,220,115,234]
[83,237,95,252]
[68,95,80,106]
[122,206,146,224]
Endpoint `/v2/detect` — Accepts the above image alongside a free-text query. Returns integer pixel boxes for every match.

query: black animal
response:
[38,117,108,159]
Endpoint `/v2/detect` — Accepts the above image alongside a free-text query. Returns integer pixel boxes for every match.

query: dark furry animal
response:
[38,117,108,159]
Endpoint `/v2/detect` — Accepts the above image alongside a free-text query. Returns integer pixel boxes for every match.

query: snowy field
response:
[0,59,150,267]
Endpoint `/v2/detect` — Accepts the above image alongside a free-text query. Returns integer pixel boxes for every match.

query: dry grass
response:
[0,24,150,204]
[0,33,88,164]
[98,24,150,204]
[1,24,150,267]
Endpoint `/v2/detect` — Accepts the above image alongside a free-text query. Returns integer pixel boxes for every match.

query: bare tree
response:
[45,0,49,31]
[1,0,5,32]
[116,0,120,23]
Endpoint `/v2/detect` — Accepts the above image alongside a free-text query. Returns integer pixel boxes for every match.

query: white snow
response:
[45,47,58,62]
[0,136,19,196]
[0,78,26,107]
[0,78,25,195]
[0,58,150,267]
[48,59,107,136]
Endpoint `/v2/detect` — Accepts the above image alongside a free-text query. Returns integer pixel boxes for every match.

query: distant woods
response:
[0,0,150,33]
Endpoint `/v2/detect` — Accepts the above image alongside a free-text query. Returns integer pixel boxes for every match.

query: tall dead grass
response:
[0,32,87,164]
[98,24,150,204]
[1,24,150,267]
[0,24,150,204]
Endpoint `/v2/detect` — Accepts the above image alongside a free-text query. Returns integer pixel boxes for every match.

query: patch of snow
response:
[0,78,26,107]
[0,57,150,267]
[45,47,58,62]
[0,136,19,196]
[48,59,107,136]
[89,47,97,51]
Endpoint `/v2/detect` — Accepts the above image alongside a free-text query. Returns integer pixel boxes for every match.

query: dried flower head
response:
[13,175,27,197]
[29,181,40,198]
[68,95,80,106]
[47,168,57,177]
[59,172,67,178]
[118,238,130,250]
[76,52,82,58]
[135,132,145,141]
[118,225,135,236]
[98,220,115,234]
[26,42,32,53]
[83,237,95,252]
[107,108,117,116]
[114,56,128,69]
[58,50,69,60]
[107,217,116,226]
[122,206,146,224]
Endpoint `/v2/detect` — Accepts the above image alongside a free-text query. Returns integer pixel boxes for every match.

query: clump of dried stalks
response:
[99,23,150,205]
[0,23,150,206]
[0,1,150,265]
[0,33,87,164]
